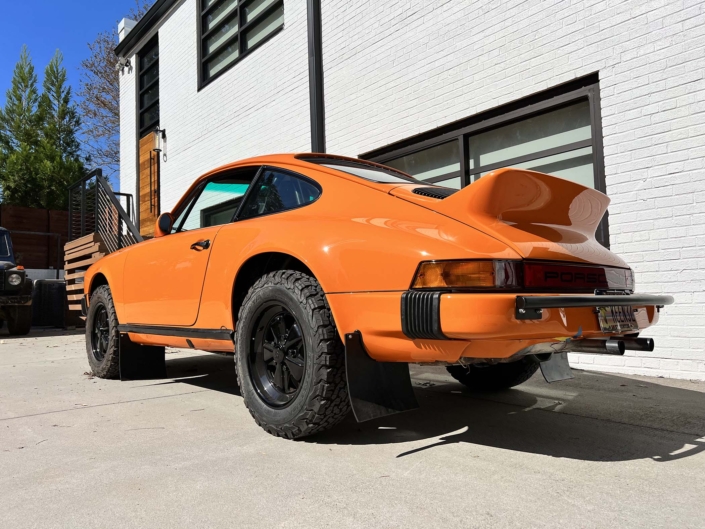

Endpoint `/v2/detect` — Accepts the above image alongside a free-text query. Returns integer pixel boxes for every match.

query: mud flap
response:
[344,330,419,422]
[539,352,574,383]
[119,333,166,381]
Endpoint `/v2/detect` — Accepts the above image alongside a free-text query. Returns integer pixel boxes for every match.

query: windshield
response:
[0,233,14,262]
[301,157,421,184]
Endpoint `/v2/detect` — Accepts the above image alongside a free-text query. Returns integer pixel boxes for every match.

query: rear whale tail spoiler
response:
[431,168,620,265]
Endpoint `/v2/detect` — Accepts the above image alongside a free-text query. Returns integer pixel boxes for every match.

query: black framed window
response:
[362,76,608,246]
[466,100,594,186]
[199,0,284,88]
[138,36,159,136]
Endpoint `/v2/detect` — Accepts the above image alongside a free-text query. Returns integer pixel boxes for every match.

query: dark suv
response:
[0,228,33,335]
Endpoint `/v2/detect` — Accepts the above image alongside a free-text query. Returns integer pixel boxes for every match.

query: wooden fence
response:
[0,205,68,269]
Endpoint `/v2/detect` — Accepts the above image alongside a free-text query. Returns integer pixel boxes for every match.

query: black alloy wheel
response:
[91,303,110,362]
[85,285,120,379]
[248,303,306,408]
[234,270,350,439]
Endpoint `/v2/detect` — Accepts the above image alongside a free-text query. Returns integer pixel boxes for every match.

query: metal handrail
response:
[67,169,143,249]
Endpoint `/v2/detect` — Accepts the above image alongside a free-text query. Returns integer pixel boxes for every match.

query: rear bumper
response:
[402,291,670,340]
[516,294,674,309]
[327,291,667,363]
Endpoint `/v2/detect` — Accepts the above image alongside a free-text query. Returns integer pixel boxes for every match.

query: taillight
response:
[411,260,633,292]
[411,260,521,289]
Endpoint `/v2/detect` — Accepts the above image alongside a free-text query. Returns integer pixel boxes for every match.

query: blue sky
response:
[0,1,147,106]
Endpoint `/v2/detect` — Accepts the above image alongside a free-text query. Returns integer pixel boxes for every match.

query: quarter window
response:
[238,169,320,220]
[200,0,284,86]
[138,36,159,136]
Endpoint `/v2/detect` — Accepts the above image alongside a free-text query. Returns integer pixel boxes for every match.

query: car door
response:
[123,167,260,326]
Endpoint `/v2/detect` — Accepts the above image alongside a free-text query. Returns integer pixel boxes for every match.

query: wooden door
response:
[138,134,159,238]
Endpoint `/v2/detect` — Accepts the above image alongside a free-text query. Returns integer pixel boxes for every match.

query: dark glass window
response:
[0,232,13,261]
[238,169,320,219]
[138,36,159,136]
[199,0,284,87]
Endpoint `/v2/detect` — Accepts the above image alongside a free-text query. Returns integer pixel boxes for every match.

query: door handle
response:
[190,239,211,250]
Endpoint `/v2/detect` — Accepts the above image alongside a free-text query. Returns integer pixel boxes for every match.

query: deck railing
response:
[67,169,142,253]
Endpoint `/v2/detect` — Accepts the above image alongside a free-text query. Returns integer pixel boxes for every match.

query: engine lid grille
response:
[411,187,458,199]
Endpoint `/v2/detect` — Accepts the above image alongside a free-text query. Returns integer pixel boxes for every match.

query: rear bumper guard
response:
[515,294,674,320]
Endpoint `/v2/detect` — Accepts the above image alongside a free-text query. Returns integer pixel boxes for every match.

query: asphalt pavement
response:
[1,327,704,528]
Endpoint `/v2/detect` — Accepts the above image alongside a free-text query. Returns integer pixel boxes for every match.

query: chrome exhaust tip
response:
[605,340,626,355]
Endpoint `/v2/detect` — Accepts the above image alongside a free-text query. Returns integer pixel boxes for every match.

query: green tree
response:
[37,50,84,209]
[78,0,155,179]
[0,45,43,207]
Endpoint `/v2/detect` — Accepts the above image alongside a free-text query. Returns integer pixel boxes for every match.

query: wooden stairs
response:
[64,233,107,315]
[65,169,142,322]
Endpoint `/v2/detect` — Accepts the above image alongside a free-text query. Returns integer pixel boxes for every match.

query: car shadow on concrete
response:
[151,353,242,396]
[161,353,705,463]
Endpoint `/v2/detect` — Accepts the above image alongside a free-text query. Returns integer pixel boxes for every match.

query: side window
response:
[238,169,321,220]
[173,167,260,232]
[0,232,13,261]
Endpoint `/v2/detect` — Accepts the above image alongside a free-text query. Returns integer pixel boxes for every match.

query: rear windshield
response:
[301,157,420,184]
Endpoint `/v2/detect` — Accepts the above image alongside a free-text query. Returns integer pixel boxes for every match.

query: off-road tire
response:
[235,270,350,439]
[0,318,4,329]
[447,357,539,391]
[7,306,32,335]
[85,285,120,379]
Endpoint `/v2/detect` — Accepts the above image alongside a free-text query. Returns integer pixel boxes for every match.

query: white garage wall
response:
[320,0,705,380]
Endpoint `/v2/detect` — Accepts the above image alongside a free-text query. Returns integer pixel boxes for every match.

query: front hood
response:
[390,168,627,268]
[0,261,16,270]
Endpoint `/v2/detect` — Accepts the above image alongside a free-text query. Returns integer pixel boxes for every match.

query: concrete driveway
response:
[1,328,704,529]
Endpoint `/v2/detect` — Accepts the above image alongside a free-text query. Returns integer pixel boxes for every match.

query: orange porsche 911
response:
[82,154,673,438]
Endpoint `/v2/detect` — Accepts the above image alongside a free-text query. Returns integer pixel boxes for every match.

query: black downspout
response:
[307,0,325,153]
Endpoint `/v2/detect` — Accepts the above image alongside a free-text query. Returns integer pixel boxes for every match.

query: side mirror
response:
[155,212,173,237]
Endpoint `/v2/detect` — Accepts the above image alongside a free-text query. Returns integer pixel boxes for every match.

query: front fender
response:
[83,249,128,321]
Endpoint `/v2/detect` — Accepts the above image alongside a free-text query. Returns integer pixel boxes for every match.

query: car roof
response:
[194,153,414,184]
[167,153,420,217]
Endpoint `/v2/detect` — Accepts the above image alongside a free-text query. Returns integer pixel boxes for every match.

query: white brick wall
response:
[319,0,705,380]
[120,0,705,379]
[120,0,310,212]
